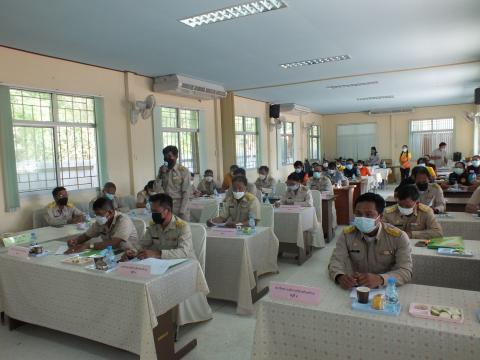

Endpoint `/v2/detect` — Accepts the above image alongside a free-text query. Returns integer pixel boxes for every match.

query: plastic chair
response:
[189,224,207,270]
[258,204,274,228]
[274,182,287,197]
[119,195,136,210]
[32,208,47,229]
[310,190,323,223]
[198,201,219,224]
[75,201,90,214]
[131,218,146,239]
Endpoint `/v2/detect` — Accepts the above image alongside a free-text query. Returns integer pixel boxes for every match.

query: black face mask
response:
[417,183,428,191]
[57,198,68,206]
[152,212,164,224]
[164,157,174,168]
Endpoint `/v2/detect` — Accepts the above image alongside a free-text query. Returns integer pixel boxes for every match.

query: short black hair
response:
[294,161,303,168]
[311,162,319,167]
[346,158,355,163]
[52,186,66,197]
[204,169,213,175]
[230,164,239,171]
[397,185,420,201]
[144,180,155,191]
[439,142,446,147]
[259,165,269,173]
[233,168,246,176]
[357,160,364,165]
[328,161,337,169]
[454,162,465,169]
[355,192,386,214]
[232,175,248,186]
[411,166,430,179]
[162,145,179,156]
[93,197,114,212]
[104,182,116,190]
[287,173,301,182]
[149,193,173,211]
[417,157,426,164]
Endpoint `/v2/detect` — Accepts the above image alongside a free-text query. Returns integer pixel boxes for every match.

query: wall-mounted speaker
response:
[475,88,480,105]
[269,104,280,119]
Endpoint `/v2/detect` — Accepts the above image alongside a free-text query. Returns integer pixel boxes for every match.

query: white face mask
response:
[328,169,336,175]
[205,176,213,182]
[233,191,245,200]
[288,184,300,191]
[148,191,157,196]
[295,168,302,174]
[472,160,480,167]
[95,215,108,225]
[418,163,426,167]
[398,205,414,216]
[402,147,408,152]
[323,163,329,168]
[259,174,266,180]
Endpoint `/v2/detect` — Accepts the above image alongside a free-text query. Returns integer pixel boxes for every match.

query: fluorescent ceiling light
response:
[280,55,351,69]
[356,95,394,101]
[327,81,378,89]
[180,0,287,28]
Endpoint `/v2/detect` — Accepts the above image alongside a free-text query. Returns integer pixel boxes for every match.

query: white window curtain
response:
[336,123,377,161]
[410,118,454,160]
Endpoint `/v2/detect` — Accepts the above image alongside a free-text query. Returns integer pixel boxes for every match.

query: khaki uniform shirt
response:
[280,185,313,207]
[222,193,261,223]
[383,204,443,239]
[197,179,221,195]
[44,202,83,226]
[466,186,480,213]
[85,211,139,250]
[156,163,191,217]
[140,215,196,260]
[307,176,333,194]
[225,183,260,201]
[328,223,413,286]
[254,176,276,191]
[417,183,446,213]
[90,194,129,213]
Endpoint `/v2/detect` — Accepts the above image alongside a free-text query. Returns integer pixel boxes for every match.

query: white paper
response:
[55,245,68,255]
[136,258,188,275]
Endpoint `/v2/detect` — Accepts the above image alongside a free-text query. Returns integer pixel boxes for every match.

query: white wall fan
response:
[130,94,156,125]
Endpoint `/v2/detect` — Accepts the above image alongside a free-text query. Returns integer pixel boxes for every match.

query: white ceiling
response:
[0,0,479,113]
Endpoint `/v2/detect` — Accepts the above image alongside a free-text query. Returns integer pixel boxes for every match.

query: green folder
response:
[427,236,464,250]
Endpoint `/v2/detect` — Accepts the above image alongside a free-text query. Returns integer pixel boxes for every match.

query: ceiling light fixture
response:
[179,0,287,28]
[356,95,394,101]
[280,54,351,69]
[327,81,378,89]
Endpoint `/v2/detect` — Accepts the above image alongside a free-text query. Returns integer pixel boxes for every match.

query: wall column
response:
[220,91,236,173]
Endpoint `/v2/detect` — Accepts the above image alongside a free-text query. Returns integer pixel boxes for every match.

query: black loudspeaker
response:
[453,152,462,162]
[269,104,280,119]
[475,88,480,105]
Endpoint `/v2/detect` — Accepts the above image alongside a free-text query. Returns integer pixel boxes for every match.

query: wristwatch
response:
[90,243,95,249]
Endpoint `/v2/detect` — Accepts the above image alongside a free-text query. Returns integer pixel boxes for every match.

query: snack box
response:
[437,248,474,257]
[62,256,92,266]
[409,303,464,323]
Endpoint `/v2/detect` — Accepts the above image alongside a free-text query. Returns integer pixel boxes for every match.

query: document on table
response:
[55,245,69,255]
[136,258,188,275]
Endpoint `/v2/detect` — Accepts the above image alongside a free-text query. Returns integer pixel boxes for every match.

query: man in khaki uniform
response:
[197,169,221,196]
[307,164,333,194]
[155,145,191,221]
[90,182,129,213]
[136,180,156,208]
[208,175,261,226]
[383,185,443,239]
[44,186,84,226]
[466,186,480,213]
[412,166,446,213]
[328,193,413,289]
[278,173,313,207]
[66,197,138,253]
[255,165,276,191]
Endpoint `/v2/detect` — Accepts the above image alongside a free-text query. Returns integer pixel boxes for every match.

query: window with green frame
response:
[235,116,259,169]
[308,125,321,161]
[279,121,294,165]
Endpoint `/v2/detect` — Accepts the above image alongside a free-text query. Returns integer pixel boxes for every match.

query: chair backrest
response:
[120,195,136,210]
[198,201,219,224]
[310,190,322,222]
[258,203,274,228]
[32,208,47,229]
[189,224,207,271]
[274,182,287,197]
[74,201,90,214]
[131,218,146,240]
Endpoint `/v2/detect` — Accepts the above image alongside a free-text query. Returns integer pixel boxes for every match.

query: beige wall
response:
[321,103,476,163]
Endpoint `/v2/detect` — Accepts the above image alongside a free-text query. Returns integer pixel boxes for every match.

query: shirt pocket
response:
[376,249,395,267]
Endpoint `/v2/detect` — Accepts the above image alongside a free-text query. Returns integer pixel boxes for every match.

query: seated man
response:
[208,175,261,227]
[293,161,309,185]
[197,169,221,196]
[136,180,156,208]
[307,163,333,194]
[357,160,371,177]
[66,197,138,253]
[466,186,480,213]
[278,173,313,207]
[224,167,260,200]
[44,186,84,226]
[412,166,446,213]
[467,155,480,175]
[221,164,239,191]
[124,194,196,260]
[383,185,443,239]
[328,193,413,289]
[444,162,472,188]
[343,158,360,179]
[417,157,437,178]
[91,182,128,213]
[325,161,349,187]
[255,165,276,191]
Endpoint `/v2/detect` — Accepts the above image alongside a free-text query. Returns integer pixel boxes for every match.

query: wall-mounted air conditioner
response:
[279,103,312,115]
[153,74,227,100]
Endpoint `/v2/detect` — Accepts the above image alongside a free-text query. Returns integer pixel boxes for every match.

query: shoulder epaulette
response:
[178,165,188,172]
[245,193,255,201]
[432,183,441,190]
[343,225,357,234]
[417,203,432,212]
[384,225,402,237]
[47,201,56,209]
[175,218,186,228]
[385,205,398,214]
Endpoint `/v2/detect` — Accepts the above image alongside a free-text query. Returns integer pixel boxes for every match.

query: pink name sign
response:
[209,228,238,236]
[269,281,320,306]
[7,246,30,259]
[117,263,151,277]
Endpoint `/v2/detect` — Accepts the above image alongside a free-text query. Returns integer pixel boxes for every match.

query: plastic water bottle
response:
[352,173,356,181]
[248,213,256,232]
[385,277,399,311]
[105,245,116,268]
[85,213,91,224]
[213,188,219,197]
[145,201,151,213]
[453,180,459,190]
[30,232,38,246]
[468,170,476,184]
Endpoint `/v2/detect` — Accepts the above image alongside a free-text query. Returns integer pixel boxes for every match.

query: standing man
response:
[155,145,191,221]
[430,142,448,169]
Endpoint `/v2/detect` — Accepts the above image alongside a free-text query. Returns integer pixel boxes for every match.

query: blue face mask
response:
[313,172,321,179]
[346,164,353,170]
[353,216,378,234]
[105,193,114,201]
[295,168,302,174]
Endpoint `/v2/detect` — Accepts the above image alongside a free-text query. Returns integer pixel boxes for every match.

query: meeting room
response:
[0,1,480,359]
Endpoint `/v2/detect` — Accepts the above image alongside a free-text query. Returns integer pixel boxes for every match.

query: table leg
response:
[153,309,197,360]
[8,316,26,331]
[251,271,269,304]
[1,311,4,325]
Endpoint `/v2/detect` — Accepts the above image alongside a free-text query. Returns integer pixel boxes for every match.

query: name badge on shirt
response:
[382,250,393,255]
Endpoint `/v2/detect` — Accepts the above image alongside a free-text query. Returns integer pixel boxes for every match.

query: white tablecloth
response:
[273,207,325,248]
[0,241,209,360]
[188,197,220,223]
[436,212,480,240]
[251,271,480,360]
[370,167,392,181]
[411,239,480,291]
[205,226,279,315]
